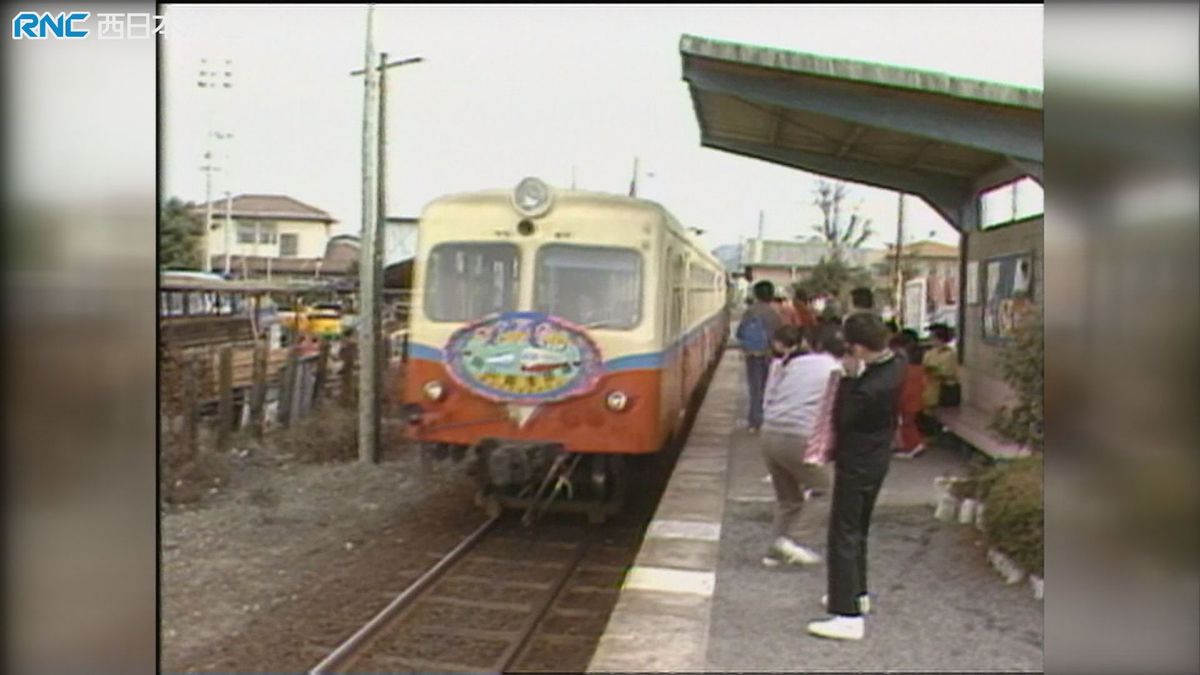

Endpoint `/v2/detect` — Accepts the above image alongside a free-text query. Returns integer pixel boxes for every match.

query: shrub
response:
[275,405,358,464]
[991,307,1044,452]
[947,455,995,499]
[981,456,1043,575]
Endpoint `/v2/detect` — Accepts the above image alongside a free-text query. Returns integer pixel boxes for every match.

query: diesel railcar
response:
[401,178,728,522]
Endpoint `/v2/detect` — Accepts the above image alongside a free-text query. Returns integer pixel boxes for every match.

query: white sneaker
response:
[763,537,821,566]
[807,615,865,641]
[762,474,774,484]
[820,593,872,615]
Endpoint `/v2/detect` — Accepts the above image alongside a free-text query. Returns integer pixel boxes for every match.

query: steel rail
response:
[308,515,500,674]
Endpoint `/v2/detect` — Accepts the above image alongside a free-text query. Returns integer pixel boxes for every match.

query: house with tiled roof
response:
[871,239,962,320]
[189,194,337,279]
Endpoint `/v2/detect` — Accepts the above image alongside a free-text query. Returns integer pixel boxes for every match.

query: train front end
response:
[401,178,667,522]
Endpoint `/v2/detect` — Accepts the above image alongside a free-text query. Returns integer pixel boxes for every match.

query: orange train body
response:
[401,316,726,454]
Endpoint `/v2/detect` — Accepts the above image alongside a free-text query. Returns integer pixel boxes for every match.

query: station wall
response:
[961,215,1043,380]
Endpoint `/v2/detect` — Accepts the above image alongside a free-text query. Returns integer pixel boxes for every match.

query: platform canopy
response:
[680,34,1043,230]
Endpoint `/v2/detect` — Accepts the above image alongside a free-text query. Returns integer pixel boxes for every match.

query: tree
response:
[810,179,875,258]
[793,255,873,308]
[160,197,205,270]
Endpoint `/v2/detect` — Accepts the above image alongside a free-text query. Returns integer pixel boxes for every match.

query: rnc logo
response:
[12,11,90,39]
[11,11,164,39]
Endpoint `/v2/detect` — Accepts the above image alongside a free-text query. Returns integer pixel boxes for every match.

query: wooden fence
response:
[161,324,413,457]
[162,339,360,457]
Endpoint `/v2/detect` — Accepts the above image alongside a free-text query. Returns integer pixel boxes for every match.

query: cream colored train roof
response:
[420,187,724,272]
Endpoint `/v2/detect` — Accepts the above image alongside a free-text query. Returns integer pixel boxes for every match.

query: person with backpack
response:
[736,280,782,434]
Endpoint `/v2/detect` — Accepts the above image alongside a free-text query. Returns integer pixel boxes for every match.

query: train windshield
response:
[425,243,520,321]
[534,245,642,329]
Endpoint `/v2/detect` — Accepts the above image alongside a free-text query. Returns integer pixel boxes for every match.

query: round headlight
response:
[422,380,446,401]
[605,390,629,412]
[512,177,553,217]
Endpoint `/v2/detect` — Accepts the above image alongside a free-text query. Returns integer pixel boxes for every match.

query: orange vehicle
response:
[401,178,728,522]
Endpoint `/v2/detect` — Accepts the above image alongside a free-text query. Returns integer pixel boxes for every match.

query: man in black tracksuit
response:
[808,312,907,642]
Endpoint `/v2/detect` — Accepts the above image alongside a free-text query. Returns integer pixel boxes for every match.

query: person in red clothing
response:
[792,289,818,328]
[890,330,927,459]
[772,296,801,327]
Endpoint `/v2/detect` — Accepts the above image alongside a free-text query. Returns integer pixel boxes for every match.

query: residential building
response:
[872,240,961,316]
[738,236,880,293]
[191,194,336,278]
[301,217,419,289]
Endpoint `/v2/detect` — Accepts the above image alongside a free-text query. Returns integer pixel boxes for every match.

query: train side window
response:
[425,243,520,322]
[670,253,685,339]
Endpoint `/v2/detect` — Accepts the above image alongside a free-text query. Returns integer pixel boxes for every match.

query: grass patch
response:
[273,404,358,464]
[161,441,233,507]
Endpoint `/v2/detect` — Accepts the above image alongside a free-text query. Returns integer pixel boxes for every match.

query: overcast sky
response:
[161,4,1043,251]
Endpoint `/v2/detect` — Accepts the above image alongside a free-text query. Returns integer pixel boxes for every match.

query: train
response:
[400,177,730,523]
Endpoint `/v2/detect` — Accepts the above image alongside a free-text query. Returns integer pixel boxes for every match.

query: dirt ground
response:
[160,426,489,673]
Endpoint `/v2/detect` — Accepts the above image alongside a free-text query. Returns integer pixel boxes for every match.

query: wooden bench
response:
[932,367,1030,462]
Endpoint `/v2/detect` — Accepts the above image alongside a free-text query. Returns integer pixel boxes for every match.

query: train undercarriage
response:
[422,440,627,525]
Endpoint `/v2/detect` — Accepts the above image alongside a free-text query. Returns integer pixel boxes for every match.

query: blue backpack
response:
[738,313,771,352]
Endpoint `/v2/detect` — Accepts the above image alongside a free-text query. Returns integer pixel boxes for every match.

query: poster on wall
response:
[983,251,1035,343]
[966,261,980,305]
[903,278,926,333]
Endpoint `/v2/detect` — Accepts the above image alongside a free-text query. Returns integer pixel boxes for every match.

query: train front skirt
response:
[424,439,626,525]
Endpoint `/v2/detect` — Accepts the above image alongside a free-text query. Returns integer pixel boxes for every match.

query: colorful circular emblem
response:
[444,311,604,405]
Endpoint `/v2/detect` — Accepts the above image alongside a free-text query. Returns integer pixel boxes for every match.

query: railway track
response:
[308,350,724,673]
[308,513,644,673]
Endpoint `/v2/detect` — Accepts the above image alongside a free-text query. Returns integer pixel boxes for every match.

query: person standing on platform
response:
[808,313,905,642]
[759,325,842,567]
[774,294,801,327]
[793,288,818,329]
[847,287,877,320]
[736,280,782,434]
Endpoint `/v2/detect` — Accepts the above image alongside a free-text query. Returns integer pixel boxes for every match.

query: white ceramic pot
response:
[932,477,950,503]
[959,498,979,524]
[935,495,959,521]
[995,552,1026,585]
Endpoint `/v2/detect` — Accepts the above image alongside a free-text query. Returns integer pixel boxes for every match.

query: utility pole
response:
[757,210,764,240]
[223,190,233,276]
[198,58,233,272]
[356,4,380,464]
[200,157,219,272]
[370,49,388,466]
[571,165,577,190]
[350,4,423,464]
[894,192,906,325]
[629,157,639,197]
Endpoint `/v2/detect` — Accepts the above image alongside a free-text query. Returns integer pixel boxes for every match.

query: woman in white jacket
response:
[760,324,846,567]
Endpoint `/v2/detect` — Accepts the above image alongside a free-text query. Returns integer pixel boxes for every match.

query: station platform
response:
[588,349,1043,672]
